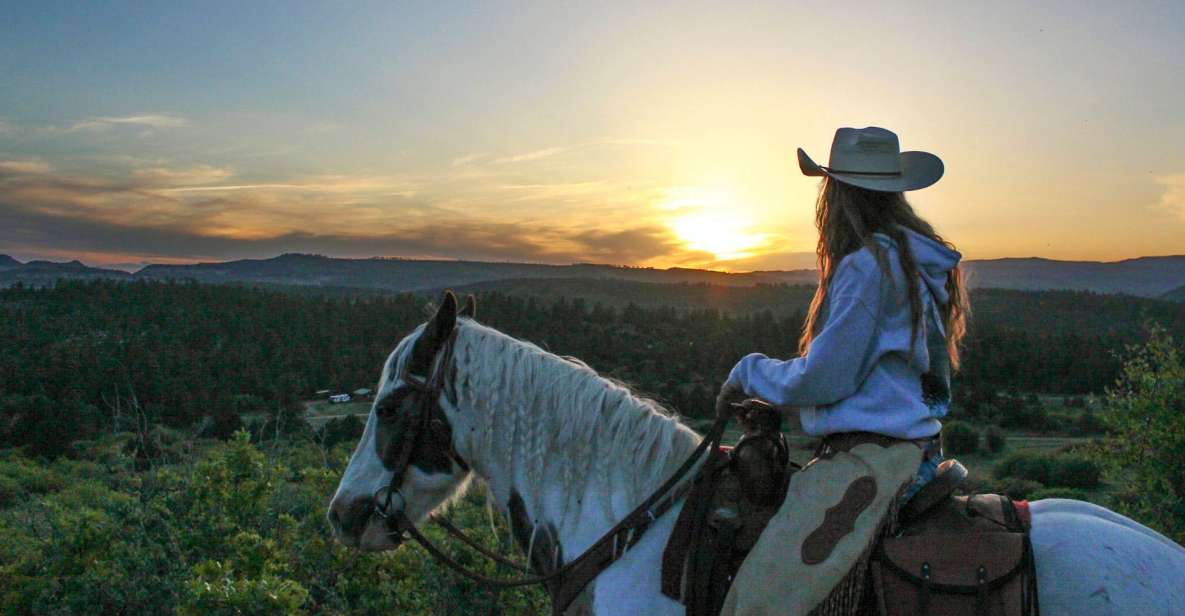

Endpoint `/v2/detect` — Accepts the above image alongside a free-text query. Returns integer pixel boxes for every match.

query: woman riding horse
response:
[717,126,968,615]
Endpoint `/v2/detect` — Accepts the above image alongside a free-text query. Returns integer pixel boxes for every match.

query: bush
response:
[942,421,980,454]
[0,433,546,614]
[998,401,1050,431]
[995,452,1055,485]
[1074,410,1105,435]
[320,415,364,450]
[994,478,1045,500]
[984,426,1007,453]
[994,451,1101,489]
[1030,487,1091,501]
[1053,456,1101,489]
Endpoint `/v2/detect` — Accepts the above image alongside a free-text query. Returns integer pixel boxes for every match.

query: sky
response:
[1,1,1184,271]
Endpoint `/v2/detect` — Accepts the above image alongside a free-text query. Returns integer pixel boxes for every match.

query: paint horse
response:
[329,292,1185,615]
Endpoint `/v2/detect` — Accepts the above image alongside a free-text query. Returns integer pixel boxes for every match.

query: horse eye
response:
[376,388,412,417]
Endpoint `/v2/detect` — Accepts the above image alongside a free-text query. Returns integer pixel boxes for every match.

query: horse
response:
[328,292,1185,615]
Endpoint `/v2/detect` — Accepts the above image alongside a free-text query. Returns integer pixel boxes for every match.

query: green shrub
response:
[321,415,365,450]
[1030,487,1091,501]
[1074,410,1105,435]
[994,477,1045,500]
[984,426,1007,453]
[995,452,1055,485]
[942,421,980,455]
[994,451,1101,489]
[1053,456,1101,489]
[180,559,310,615]
[998,401,1050,431]
[0,433,546,614]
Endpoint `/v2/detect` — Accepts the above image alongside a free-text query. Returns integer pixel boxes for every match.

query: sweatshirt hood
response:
[878,226,962,306]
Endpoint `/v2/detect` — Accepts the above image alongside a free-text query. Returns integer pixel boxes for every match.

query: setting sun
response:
[670,211,766,261]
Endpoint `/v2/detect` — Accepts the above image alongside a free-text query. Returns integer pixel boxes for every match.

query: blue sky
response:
[2,1,1184,269]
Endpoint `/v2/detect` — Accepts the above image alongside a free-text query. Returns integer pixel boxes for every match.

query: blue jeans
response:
[902,446,944,501]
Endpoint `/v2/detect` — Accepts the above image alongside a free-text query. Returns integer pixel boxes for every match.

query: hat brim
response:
[797,147,943,192]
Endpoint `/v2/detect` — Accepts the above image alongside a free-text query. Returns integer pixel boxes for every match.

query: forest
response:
[4,279,1183,457]
[1,278,1183,613]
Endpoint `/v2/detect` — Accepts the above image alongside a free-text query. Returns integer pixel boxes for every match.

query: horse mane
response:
[449,319,701,527]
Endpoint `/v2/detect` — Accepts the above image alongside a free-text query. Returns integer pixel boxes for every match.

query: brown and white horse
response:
[329,293,1185,615]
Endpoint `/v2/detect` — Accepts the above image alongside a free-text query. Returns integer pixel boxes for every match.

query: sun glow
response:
[671,212,766,261]
[662,188,767,262]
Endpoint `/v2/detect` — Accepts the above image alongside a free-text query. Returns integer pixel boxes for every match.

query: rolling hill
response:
[3,252,1185,298]
[134,253,818,290]
[1162,285,1185,302]
[0,256,131,286]
[961,255,1185,298]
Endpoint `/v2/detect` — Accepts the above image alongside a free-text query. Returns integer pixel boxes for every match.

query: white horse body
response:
[540,488,1185,615]
[330,311,1185,615]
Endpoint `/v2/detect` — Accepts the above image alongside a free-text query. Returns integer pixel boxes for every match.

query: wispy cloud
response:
[489,139,679,166]
[0,159,53,174]
[1155,173,1185,219]
[0,157,707,267]
[492,146,572,164]
[450,152,490,167]
[69,113,191,132]
[130,164,233,186]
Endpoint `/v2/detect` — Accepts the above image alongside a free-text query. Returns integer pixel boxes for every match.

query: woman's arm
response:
[727,258,883,407]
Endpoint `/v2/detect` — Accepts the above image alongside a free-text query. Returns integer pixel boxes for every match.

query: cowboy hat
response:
[797,127,943,192]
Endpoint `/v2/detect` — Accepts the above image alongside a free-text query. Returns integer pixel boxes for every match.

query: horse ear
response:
[409,291,458,375]
[459,294,477,319]
[429,291,458,340]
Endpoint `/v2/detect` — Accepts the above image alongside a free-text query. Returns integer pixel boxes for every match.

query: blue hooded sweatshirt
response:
[727,226,962,440]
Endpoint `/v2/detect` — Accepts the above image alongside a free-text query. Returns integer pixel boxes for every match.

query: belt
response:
[816,431,942,461]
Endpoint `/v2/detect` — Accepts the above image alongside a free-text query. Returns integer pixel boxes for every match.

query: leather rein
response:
[370,330,730,614]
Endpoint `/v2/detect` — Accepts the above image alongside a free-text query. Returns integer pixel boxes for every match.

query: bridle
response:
[368,326,733,615]
[372,328,468,525]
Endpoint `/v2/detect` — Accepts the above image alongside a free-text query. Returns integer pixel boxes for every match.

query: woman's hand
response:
[715,381,747,418]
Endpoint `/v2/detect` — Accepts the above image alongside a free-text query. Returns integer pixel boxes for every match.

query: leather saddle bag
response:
[871,496,1040,616]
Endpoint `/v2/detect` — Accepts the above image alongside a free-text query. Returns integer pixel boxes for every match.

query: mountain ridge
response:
[4,252,1185,297]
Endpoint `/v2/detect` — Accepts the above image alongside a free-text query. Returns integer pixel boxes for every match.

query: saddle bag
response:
[871,495,1040,616]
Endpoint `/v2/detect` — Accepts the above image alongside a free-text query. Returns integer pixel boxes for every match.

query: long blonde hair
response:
[799,177,969,369]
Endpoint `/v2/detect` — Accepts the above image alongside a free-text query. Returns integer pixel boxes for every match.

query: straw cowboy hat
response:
[797,126,943,192]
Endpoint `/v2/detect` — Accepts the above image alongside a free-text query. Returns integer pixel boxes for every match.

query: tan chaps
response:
[720,441,923,616]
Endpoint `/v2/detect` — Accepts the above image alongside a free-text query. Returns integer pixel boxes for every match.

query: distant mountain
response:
[4,252,1185,298]
[0,258,131,286]
[961,255,1185,298]
[136,253,817,291]
[1162,284,1185,302]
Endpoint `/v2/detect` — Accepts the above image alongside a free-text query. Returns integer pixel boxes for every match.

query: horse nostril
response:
[330,496,375,540]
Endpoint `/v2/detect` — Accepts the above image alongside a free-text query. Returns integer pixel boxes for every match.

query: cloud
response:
[0,159,699,267]
[130,164,233,186]
[493,146,572,164]
[489,139,679,165]
[450,152,490,167]
[1155,173,1185,219]
[0,200,683,266]
[69,113,191,132]
[0,119,12,134]
[0,159,53,175]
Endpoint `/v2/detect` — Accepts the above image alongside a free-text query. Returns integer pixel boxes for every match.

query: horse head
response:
[327,290,477,550]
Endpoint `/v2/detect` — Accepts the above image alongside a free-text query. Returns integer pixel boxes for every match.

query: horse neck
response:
[450,326,700,556]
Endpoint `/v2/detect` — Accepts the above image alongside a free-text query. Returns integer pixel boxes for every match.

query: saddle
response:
[661,405,1039,616]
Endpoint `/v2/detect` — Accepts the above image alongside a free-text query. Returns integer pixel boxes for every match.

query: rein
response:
[371,330,731,614]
